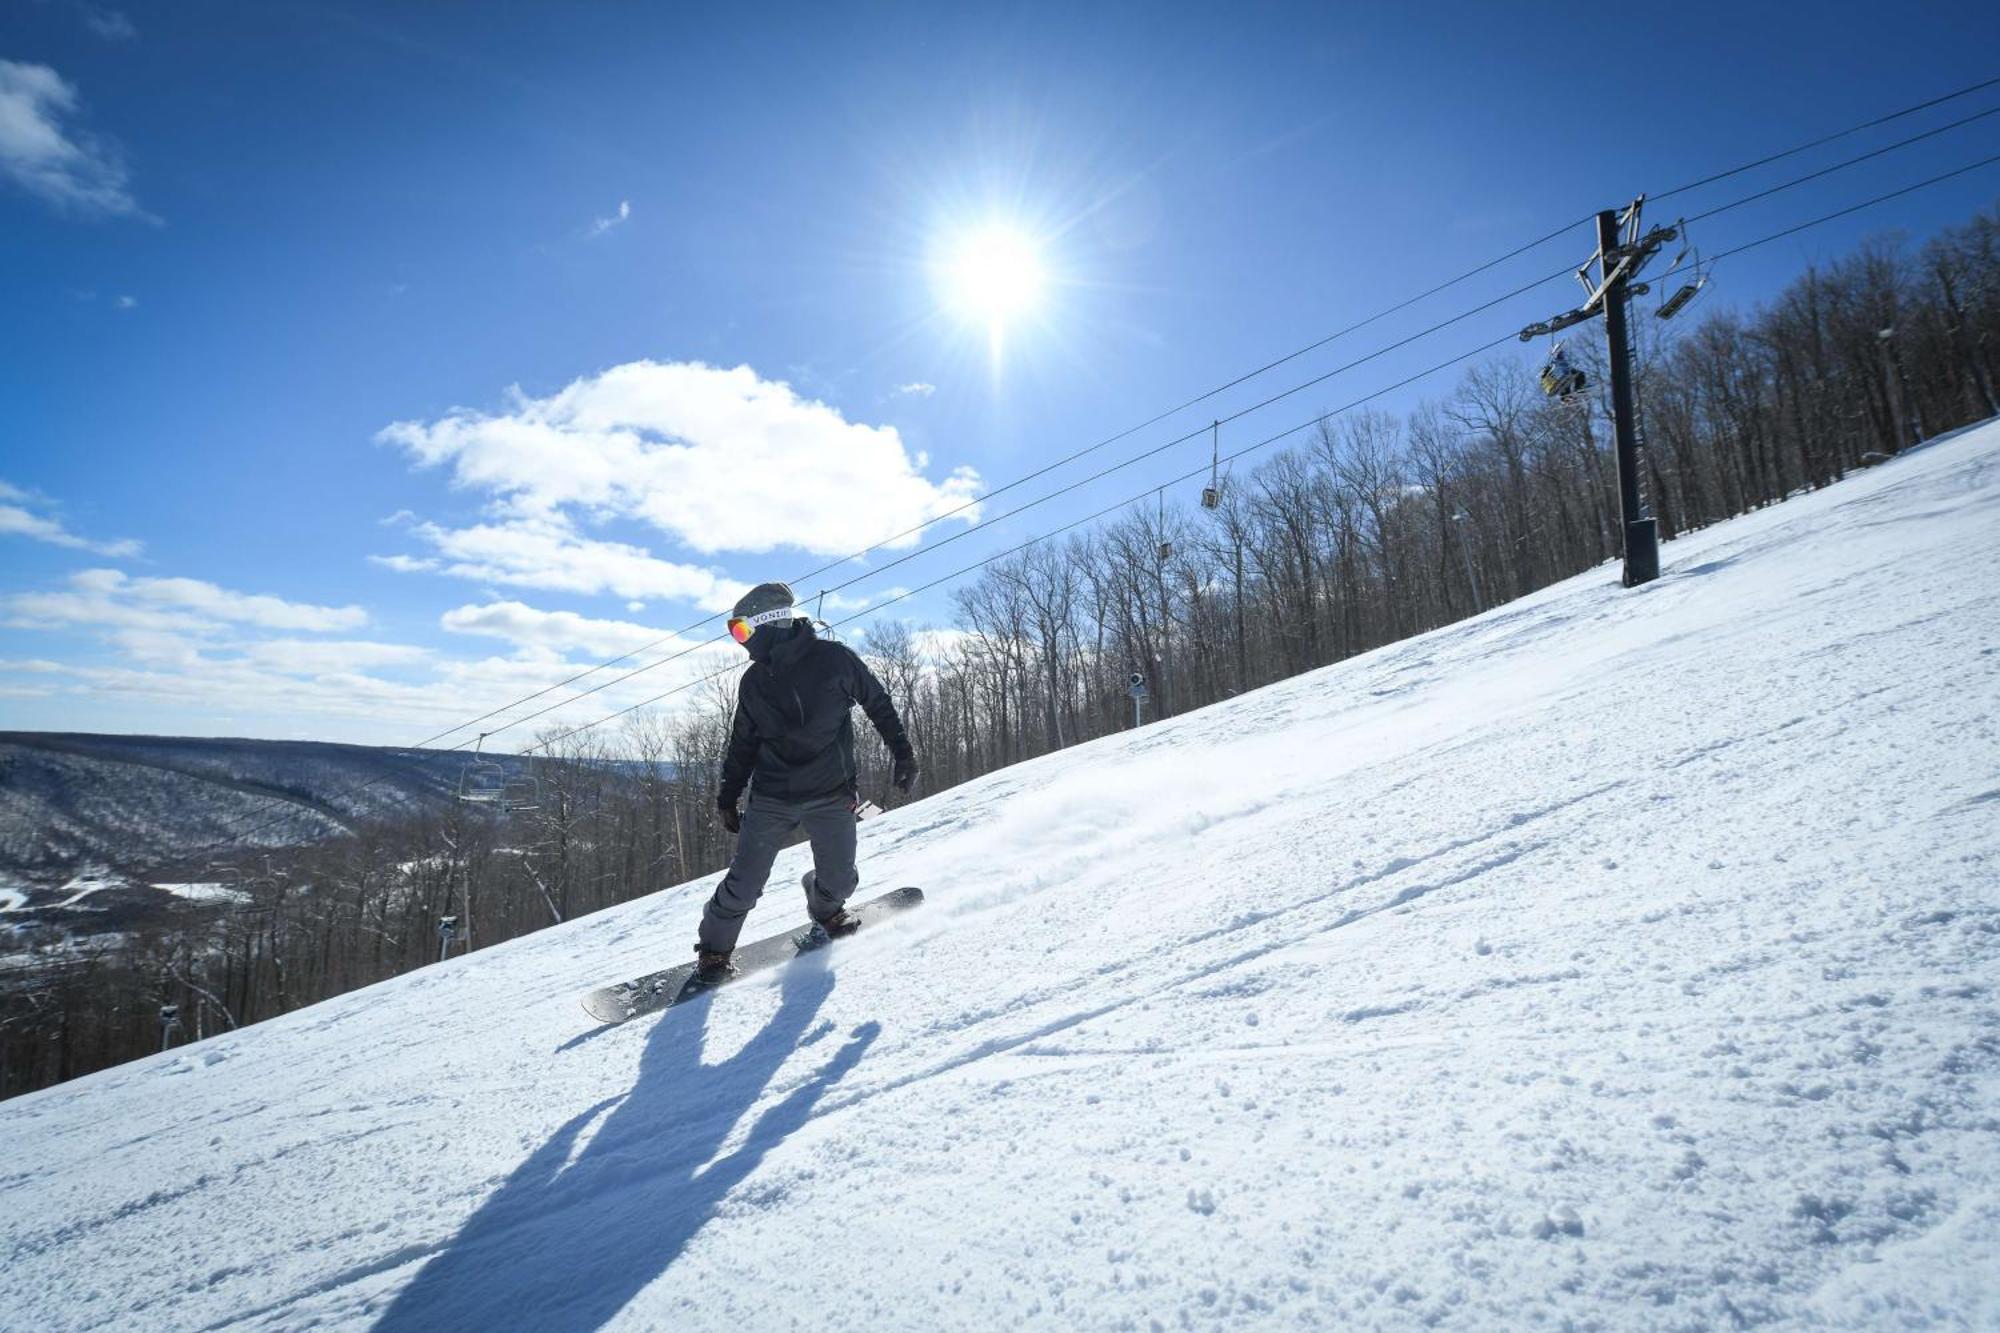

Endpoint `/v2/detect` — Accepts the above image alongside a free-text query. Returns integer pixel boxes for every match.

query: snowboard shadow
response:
[374,954,876,1332]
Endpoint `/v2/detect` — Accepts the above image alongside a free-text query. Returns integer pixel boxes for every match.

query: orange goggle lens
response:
[728,607,792,643]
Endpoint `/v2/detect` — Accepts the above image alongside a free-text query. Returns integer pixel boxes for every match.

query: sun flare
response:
[940,225,1046,327]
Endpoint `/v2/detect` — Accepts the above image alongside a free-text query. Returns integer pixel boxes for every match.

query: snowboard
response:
[580,886,925,1025]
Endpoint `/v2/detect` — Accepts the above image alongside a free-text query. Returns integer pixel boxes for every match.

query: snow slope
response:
[4,425,1997,1332]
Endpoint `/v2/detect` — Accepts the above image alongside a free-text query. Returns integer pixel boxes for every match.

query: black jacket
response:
[718,621,912,807]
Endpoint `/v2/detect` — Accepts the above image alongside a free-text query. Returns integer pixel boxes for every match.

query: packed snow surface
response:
[152,880,250,904]
[51,871,121,909]
[4,426,1998,1331]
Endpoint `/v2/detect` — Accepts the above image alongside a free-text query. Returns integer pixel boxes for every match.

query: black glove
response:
[892,753,919,794]
[717,798,741,835]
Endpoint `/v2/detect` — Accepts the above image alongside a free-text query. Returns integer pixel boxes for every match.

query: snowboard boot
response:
[811,906,863,939]
[693,946,736,984]
[801,869,862,939]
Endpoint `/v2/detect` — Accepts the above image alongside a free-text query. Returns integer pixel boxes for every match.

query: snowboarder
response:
[695,582,918,982]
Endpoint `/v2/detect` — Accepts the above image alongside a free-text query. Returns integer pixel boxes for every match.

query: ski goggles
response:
[726,605,796,644]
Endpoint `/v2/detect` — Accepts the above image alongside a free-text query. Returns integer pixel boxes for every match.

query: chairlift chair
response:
[1539,340,1586,400]
[456,733,515,807]
[1657,270,1708,320]
[459,758,506,805]
[1656,222,1711,320]
[499,774,541,814]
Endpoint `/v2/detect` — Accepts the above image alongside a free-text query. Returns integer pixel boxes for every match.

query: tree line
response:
[4,203,1995,1099]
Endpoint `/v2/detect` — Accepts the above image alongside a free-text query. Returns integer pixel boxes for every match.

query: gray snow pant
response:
[698,791,858,953]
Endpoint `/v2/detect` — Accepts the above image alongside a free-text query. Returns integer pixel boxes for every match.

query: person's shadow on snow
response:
[374,953,875,1331]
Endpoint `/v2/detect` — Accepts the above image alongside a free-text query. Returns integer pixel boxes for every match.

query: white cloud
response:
[0,482,142,556]
[913,626,975,660]
[16,628,733,744]
[441,600,723,661]
[377,360,982,561]
[376,516,745,610]
[0,60,144,218]
[105,627,204,667]
[367,553,440,574]
[0,574,734,744]
[4,568,367,635]
[587,199,631,238]
[119,572,367,631]
[239,640,434,674]
[114,293,136,309]
[820,586,910,613]
[893,382,937,398]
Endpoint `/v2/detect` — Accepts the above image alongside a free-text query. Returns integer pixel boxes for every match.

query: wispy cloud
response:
[893,382,937,398]
[373,516,745,611]
[239,639,433,674]
[114,293,136,309]
[79,6,137,41]
[0,60,147,219]
[821,586,910,613]
[367,553,440,574]
[0,480,142,556]
[4,568,368,635]
[440,600,729,663]
[587,199,631,237]
[0,582,731,742]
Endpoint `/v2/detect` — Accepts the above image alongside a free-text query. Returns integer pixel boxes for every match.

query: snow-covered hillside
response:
[4,425,1997,1331]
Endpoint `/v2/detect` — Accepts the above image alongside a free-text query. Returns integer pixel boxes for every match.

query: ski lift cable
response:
[1646,147,2000,291]
[1651,72,2000,202]
[775,213,1598,578]
[1679,102,2000,226]
[1706,148,2000,260]
[184,145,2000,856]
[797,263,1580,599]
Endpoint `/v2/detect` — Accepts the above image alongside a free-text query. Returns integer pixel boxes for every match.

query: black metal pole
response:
[1598,209,1660,587]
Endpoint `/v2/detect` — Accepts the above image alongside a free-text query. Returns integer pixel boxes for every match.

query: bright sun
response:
[941,225,1046,327]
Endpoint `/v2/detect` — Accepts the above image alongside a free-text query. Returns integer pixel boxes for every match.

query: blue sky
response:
[3,0,1998,747]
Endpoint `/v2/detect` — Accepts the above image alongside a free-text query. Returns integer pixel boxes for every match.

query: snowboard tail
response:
[579,886,924,1025]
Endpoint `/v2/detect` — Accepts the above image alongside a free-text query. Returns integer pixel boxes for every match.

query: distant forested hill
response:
[0,732,517,878]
